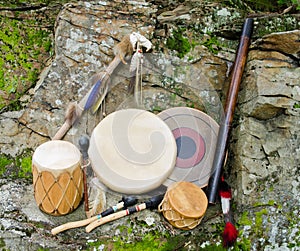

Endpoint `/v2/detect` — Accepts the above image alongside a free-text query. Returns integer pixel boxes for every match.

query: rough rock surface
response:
[0,0,300,250]
[230,30,300,250]
[233,30,300,206]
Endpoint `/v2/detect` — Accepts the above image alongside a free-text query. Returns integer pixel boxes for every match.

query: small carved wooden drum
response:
[32,140,83,216]
[158,181,208,230]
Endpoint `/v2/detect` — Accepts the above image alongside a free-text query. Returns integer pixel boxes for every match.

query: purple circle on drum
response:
[172,127,206,168]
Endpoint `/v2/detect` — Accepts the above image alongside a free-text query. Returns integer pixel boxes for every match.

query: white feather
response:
[221,197,230,214]
[130,32,152,51]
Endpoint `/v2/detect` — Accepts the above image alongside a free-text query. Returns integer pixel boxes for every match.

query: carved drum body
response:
[32,140,83,216]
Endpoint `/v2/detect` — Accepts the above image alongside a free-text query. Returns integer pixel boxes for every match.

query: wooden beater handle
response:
[86,203,146,233]
[51,196,138,235]
[51,201,125,235]
[51,215,98,235]
[78,135,90,213]
[86,194,164,233]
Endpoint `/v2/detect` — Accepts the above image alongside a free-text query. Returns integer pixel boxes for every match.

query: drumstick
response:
[206,18,254,204]
[78,135,90,215]
[86,194,164,233]
[51,196,137,235]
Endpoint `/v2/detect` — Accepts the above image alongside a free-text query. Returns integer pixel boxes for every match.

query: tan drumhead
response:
[168,181,207,218]
[88,109,177,194]
[158,107,219,188]
[32,140,81,176]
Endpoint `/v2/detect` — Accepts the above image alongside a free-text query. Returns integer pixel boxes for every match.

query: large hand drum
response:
[158,107,219,187]
[32,140,83,216]
[88,109,177,194]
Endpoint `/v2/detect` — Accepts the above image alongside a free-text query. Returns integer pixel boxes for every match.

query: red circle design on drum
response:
[172,127,206,168]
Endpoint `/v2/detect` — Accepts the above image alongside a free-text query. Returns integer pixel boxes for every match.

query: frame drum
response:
[32,140,83,216]
[88,109,177,194]
[158,107,219,187]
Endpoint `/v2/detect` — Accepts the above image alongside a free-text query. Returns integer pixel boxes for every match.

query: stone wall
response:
[231,30,300,207]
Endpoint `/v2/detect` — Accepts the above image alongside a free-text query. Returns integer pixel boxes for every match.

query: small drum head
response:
[32,140,81,173]
[158,107,219,187]
[168,181,207,218]
[88,109,177,194]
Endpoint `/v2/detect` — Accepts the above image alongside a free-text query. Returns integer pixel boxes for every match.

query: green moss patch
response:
[166,28,192,59]
[0,150,33,180]
[202,35,222,54]
[0,155,13,176]
[0,15,52,111]
[0,1,73,111]
[224,0,300,12]
[87,229,186,251]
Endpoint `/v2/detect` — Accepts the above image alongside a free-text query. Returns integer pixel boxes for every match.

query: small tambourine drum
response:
[158,107,219,187]
[32,140,83,216]
[88,109,177,194]
[158,181,208,230]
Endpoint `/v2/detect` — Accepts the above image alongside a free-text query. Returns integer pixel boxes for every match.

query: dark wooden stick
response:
[78,136,90,214]
[206,18,254,204]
